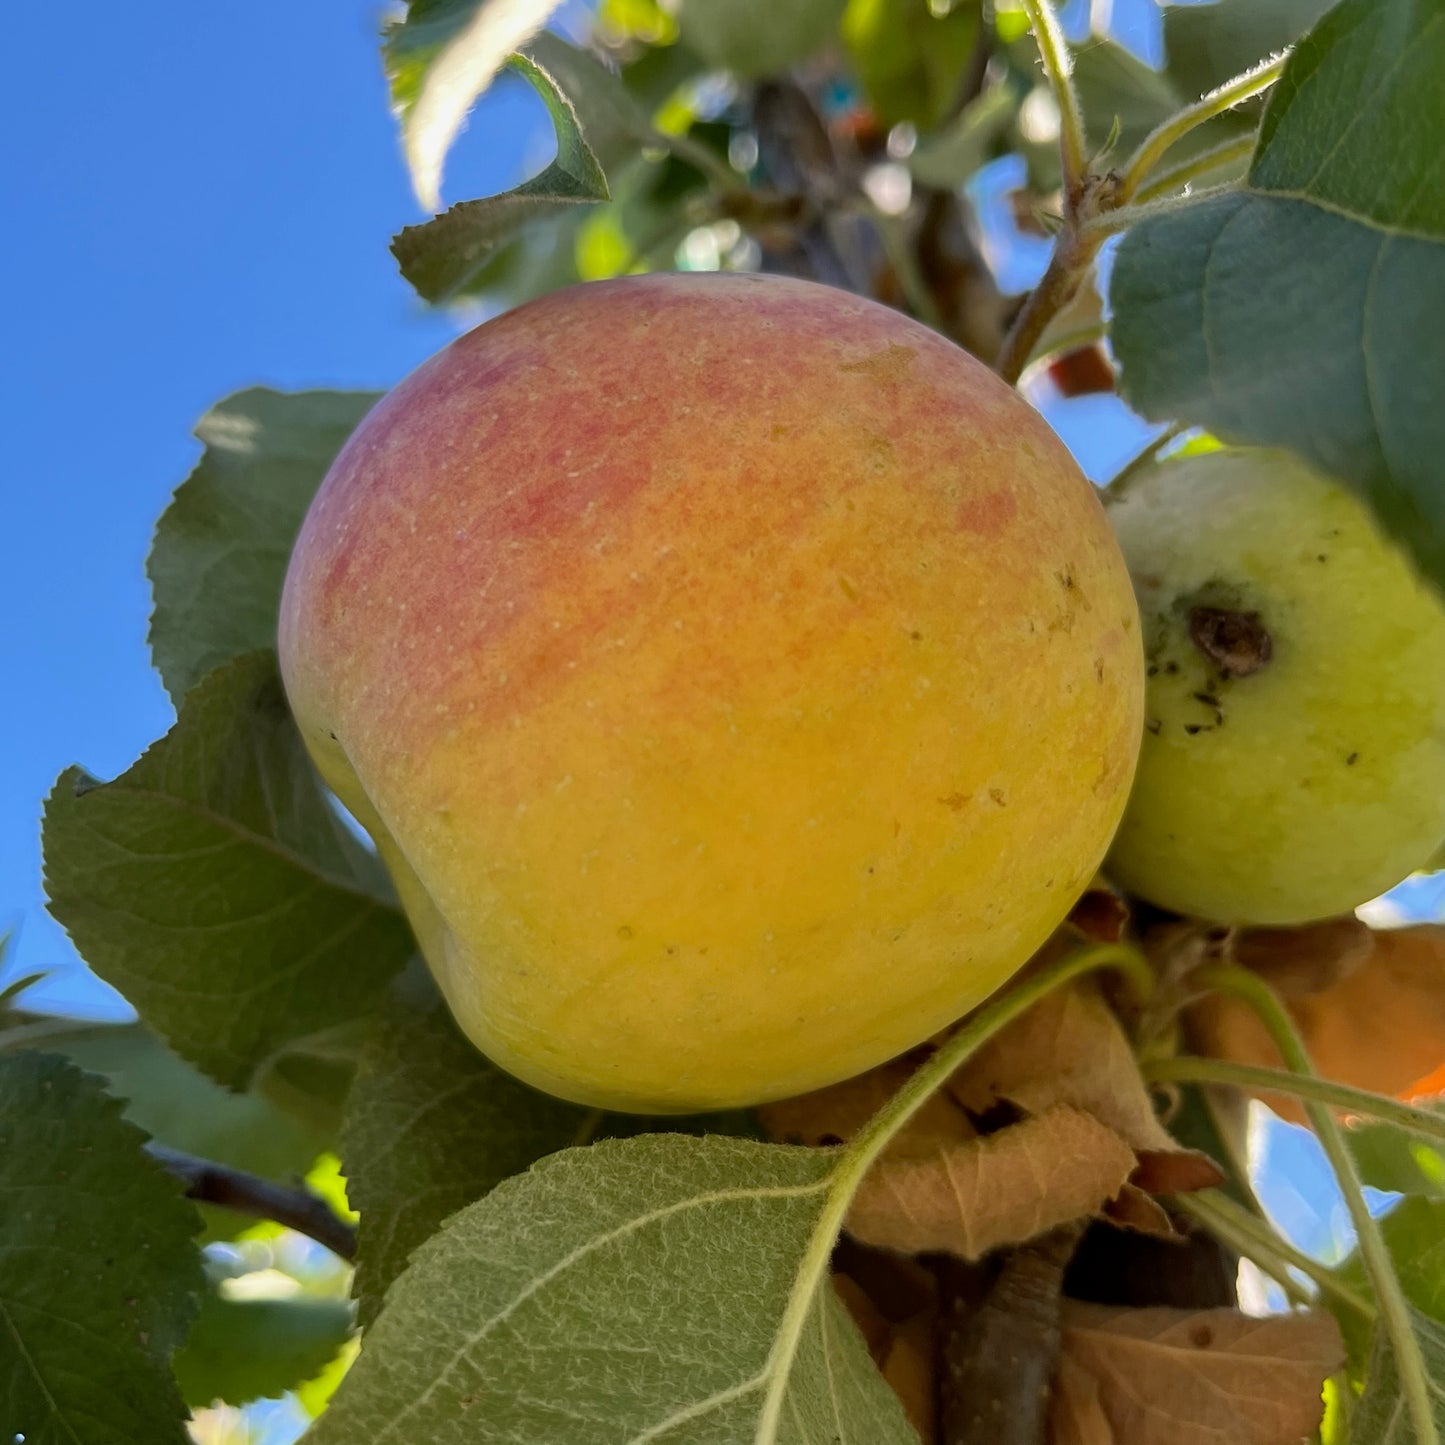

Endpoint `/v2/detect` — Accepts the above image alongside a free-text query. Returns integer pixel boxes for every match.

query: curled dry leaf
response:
[1066,880,1130,944]
[1231,915,1376,997]
[847,1104,1136,1260]
[1102,1182,1175,1239]
[1049,1355,1113,1445]
[881,1311,938,1445]
[949,982,1213,1176]
[761,974,1220,1278]
[1048,1302,1344,1445]
[1188,924,1445,1124]
[757,1053,974,1156]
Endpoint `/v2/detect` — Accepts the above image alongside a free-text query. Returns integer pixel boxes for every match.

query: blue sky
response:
[2,3,544,1013]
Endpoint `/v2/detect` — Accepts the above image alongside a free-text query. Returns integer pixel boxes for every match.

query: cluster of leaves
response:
[3,0,1445,1442]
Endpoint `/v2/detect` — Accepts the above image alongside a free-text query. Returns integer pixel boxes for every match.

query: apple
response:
[278,273,1142,1112]
[1106,448,1445,925]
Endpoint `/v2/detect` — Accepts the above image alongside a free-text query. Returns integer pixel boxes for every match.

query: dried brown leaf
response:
[1103,1183,1177,1239]
[1049,1354,1114,1445]
[757,1054,974,1156]
[1067,881,1130,943]
[847,1105,1136,1259]
[1232,915,1375,996]
[882,1311,938,1445]
[1188,924,1445,1124]
[1130,1149,1224,1196]
[950,983,1180,1155]
[832,1274,892,1366]
[1050,1302,1344,1445]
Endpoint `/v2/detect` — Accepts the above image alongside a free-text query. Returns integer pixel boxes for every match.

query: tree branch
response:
[149,1143,357,1262]
[751,78,870,292]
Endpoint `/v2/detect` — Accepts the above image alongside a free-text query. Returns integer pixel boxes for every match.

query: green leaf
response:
[1352,1306,1445,1443]
[1338,1198,1445,1366]
[384,0,567,211]
[1110,0,1445,591]
[1067,0,1330,178]
[342,966,756,1327]
[341,966,600,1328]
[843,0,979,130]
[676,0,846,80]
[1072,34,1187,158]
[908,83,1013,188]
[307,1135,917,1444]
[173,1287,354,1409]
[148,388,379,704]
[522,31,656,170]
[0,1017,331,1239]
[1349,1116,1445,1199]
[0,1053,203,1444]
[393,53,610,304]
[1163,0,1335,103]
[42,651,414,1089]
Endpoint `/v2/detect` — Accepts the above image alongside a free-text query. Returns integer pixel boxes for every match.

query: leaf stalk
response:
[1197,965,1439,1445]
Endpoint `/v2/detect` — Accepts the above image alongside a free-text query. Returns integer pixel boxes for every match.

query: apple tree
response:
[5,1,1445,1442]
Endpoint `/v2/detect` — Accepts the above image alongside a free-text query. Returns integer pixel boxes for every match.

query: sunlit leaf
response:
[384,0,567,211]
[1111,0,1445,589]
[43,652,413,1088]
[393,53,609,303]
[148,389,379,703]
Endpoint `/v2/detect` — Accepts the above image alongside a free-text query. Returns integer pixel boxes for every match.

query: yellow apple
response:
[278,273,1142,1111]
[1106,448,1445,925]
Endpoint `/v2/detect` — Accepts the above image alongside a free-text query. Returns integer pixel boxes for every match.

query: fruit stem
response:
[1132,132,1258,205]
[1177,1188,1376,1323]
[1145,1055,1445,1150]
[1104,421,1191,495]
[1018,0,1089,208]
[1116,52,1287,205]
[1197,964,1439,1445]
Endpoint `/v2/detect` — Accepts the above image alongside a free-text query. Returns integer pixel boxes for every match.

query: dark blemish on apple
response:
[1095,658,1105,682]
[1346,752,1359,765]
[1145,718,1162,735]
[1189,605,1272,677]
[989,788,1007,806]
[910,630,923,641]
[938,792,969,810]
[617,924,635,940]
[1317,554,1328,562]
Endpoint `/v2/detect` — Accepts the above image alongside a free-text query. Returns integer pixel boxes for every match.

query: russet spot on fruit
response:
[278,273,1143,1111]
[1106,448,1445,925]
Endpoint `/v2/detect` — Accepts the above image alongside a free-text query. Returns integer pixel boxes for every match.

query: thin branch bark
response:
[149,1143,357,1262]
[937,1224,1083,1445]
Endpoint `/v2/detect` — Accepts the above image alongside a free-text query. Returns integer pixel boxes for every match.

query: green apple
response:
[1106,448,1445,924]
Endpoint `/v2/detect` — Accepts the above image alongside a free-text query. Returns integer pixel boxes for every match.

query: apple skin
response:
[1106,449,1445,925]
[278,273,1142,1112]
